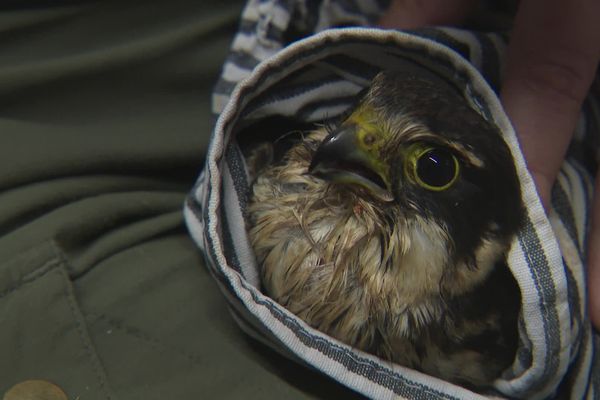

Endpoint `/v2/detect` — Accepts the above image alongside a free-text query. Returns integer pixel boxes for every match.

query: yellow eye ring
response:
[405,144,460,191]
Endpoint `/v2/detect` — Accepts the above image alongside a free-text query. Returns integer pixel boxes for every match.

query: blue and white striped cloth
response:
[184,1,600,398]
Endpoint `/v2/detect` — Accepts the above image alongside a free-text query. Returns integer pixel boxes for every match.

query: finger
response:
[500,0,600,208]
[378,0,476,29]
[588,170,600,330]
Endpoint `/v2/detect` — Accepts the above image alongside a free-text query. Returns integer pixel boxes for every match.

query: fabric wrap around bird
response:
[184,9,600,400]
[246,69,524,391]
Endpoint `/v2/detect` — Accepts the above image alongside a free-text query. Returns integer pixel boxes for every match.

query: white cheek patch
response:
[397,219,449,295]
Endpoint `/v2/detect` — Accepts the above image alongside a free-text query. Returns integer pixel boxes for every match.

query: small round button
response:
[3,380,67,400]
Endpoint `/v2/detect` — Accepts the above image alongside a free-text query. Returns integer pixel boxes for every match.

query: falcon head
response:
[309,71,523,286]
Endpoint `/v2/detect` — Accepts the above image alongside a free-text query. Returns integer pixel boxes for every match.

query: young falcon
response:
[246,70,524,390]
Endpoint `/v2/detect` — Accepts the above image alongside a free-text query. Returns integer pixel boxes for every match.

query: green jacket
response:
[0,2,359,399]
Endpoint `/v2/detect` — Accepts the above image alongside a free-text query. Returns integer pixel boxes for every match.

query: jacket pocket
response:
[0,240,113,399]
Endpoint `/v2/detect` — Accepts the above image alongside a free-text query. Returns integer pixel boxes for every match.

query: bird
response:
[245,70,524,390]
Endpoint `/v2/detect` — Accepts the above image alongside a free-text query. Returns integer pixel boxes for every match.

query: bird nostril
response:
[363,133,376,146]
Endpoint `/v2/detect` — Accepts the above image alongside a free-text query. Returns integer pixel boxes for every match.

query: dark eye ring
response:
[406,145,460,191]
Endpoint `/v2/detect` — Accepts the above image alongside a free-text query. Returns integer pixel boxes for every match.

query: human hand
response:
[380,0,600,327]
[499,0,600,328]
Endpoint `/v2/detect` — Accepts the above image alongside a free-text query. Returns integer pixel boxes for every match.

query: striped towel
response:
[184,1,600,398]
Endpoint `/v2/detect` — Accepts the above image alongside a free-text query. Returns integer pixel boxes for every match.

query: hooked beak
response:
[309,124,394,202]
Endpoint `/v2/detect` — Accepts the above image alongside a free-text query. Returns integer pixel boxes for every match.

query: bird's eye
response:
[405,144,459,191]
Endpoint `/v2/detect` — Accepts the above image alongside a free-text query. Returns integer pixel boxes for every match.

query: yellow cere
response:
[347,106,392,187]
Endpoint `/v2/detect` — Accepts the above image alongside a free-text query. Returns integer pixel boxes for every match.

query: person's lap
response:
[0,2,361,398]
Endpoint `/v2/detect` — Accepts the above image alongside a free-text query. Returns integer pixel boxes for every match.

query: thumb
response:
[499,0,600,330]
[500,0,600,209]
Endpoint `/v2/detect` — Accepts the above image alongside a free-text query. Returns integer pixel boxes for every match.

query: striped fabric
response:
[184,1,600,398]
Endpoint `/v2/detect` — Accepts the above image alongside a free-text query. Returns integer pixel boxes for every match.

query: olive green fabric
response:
[0,2,363,399]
